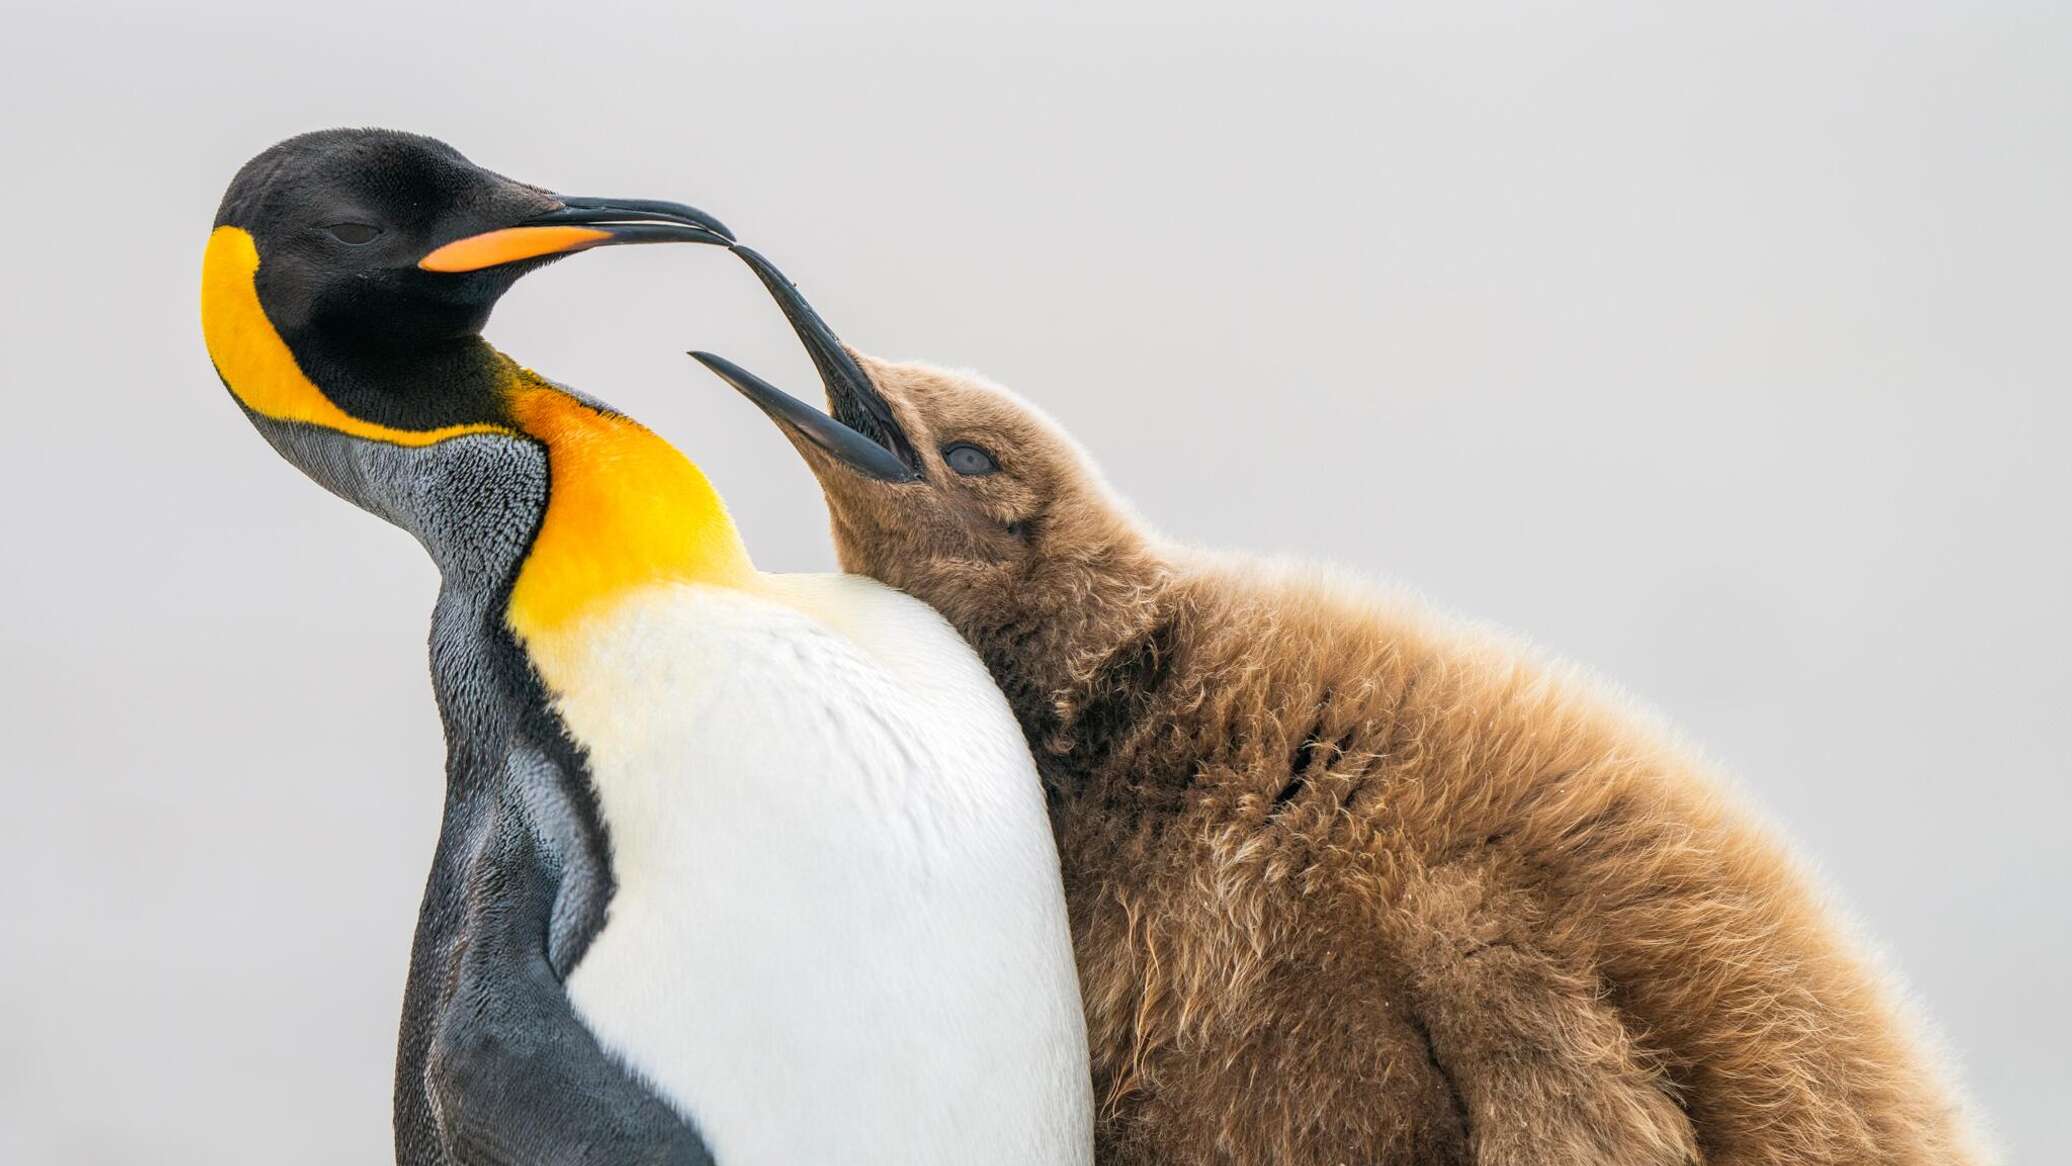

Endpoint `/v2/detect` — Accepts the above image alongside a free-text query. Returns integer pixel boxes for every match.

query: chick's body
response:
[733,351,1987,1166]
[1044,555,1967,1165]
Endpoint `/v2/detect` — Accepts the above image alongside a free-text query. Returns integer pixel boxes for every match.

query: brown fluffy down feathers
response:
[794,354,1986,1166]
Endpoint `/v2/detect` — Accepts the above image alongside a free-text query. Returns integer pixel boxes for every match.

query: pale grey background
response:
[1,1,2063,1162]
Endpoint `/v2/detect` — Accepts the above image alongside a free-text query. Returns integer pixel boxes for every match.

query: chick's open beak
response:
[692,352,918,483]
[418,196,734,273]
[690,246,923,483]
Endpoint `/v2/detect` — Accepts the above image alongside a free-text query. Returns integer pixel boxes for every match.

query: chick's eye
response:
[942,443,999,476]
[324,222,383,245]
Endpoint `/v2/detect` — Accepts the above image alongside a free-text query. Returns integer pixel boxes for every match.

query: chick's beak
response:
[690,246,922,483]
[417,196,734,273]
[693,352,918,483]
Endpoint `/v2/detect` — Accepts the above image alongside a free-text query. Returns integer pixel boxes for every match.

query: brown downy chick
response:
[691,253,1987,1166]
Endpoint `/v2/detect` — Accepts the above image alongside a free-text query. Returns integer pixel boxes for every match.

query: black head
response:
[216,129,562,348]
[208,128,731,431]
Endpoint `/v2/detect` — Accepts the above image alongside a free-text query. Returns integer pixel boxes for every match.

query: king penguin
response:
[201,128,1093,1166]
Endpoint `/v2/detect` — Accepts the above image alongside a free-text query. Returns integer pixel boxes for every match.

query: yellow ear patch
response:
[200,226,510,446]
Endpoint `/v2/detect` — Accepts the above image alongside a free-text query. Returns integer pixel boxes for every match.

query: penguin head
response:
[204,128,730,439]
[213,128,730,349]
[692,258,1151,628]
[214,129,554,349]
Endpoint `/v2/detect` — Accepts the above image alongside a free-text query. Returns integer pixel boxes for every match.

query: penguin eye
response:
[324,222,383,245]
[942,443,999,476]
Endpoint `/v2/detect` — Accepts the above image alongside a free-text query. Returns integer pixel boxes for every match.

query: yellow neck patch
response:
[202,224,756,650]
[503,375,756,645]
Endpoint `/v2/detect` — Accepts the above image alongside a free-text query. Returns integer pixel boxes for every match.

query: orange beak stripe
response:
[418,225,614,273]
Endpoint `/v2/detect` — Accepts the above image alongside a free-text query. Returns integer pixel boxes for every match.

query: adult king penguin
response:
[202,129,1092,1166]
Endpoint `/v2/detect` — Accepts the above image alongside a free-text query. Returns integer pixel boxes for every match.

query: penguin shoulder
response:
[538,576,1039,826]
[756,571,1017,722]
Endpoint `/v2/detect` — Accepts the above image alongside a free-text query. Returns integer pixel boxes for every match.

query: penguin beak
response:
[692,352,918,483]
[689,246,923,483]
[418,196,734,273]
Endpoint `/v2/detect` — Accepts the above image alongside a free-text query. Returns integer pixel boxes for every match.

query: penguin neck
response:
[500,361,757,660]
[281,327,514,433]
[203,224,758,675]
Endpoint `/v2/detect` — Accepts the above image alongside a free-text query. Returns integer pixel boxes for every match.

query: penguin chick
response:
[691,301,1987,1164]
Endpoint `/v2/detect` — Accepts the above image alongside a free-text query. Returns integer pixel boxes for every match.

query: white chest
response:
[532,577,1091,1165]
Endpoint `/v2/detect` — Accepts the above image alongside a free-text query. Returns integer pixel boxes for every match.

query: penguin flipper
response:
[420,810,715,1166]
[425,994,714,1166]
